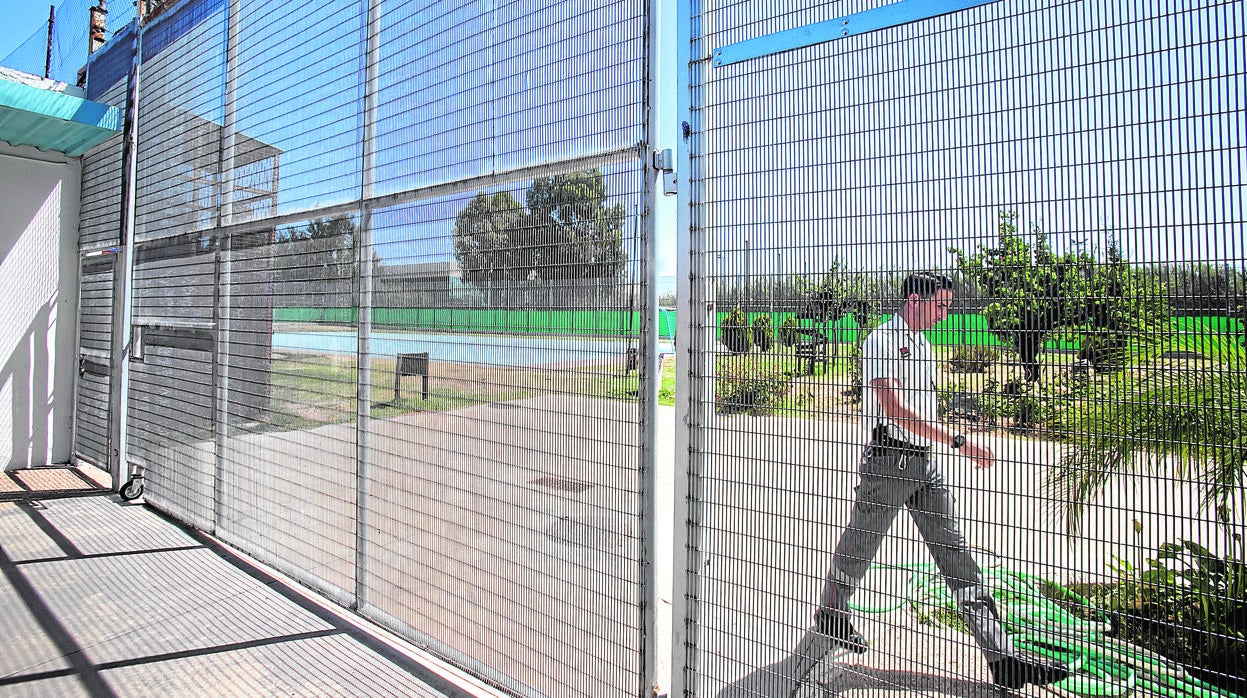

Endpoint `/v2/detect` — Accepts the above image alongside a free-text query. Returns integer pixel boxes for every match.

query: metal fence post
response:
[354,0,382,611]
[639,0,661,693]
[213,0,241,533]
[671,0,711,694]
[107,22,143,490]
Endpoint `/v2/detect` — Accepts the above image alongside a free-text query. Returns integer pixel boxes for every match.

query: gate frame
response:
[83,0,666,693]
[671,0,712,695]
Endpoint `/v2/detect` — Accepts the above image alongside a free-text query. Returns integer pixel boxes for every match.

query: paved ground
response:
[8,396,1234,698]
[684,409,1239,697]
[0,471,506,698]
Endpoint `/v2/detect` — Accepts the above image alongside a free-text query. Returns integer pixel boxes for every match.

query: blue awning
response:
[0,68,122,157]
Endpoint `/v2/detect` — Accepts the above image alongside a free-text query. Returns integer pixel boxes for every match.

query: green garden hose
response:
[848,560,1244,698]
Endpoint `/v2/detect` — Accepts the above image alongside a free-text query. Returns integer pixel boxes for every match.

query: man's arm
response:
[870,377,995,468]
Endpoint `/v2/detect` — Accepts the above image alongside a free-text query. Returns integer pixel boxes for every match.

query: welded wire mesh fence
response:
[678,1,1246,697]
[57,0,1246,695]
[73,0,654,696]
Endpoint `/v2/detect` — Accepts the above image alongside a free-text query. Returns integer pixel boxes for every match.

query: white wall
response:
[0,143,81,469]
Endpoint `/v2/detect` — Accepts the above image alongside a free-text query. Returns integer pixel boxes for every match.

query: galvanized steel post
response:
[354,0,382,611]
[639,0,660,691]
[213,0,241,533]
[107,20,143,489]
[672,0,712,693]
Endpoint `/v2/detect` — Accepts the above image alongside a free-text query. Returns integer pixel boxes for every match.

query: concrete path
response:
[0,472,504,698]
[685,409,1237,697]
[22,393,1233,698]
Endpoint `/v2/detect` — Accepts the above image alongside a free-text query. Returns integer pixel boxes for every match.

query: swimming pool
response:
[272,331,674,368]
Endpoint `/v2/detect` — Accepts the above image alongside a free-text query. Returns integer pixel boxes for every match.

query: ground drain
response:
[530,476,593,494]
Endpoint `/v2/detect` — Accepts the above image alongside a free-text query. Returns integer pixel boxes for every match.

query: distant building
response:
[375,260,480,307]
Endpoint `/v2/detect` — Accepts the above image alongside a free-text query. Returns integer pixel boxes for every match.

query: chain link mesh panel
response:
[681,1,1245,696]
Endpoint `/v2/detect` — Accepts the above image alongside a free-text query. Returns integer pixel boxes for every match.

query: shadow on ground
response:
[717,654,1001,698]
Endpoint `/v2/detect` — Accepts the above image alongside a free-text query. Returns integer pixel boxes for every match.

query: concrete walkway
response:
[0,468,503,698]
[5,399,1233,698]
[685,409,1239,697]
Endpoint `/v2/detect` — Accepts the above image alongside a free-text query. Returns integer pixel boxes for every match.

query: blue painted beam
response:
[713,0,1001,67]
[0,75,122,157]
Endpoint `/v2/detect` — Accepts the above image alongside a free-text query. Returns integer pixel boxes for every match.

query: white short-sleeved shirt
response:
[861,313,938,446]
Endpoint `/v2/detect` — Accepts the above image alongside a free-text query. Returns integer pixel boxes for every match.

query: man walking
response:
[794,272,1069,690]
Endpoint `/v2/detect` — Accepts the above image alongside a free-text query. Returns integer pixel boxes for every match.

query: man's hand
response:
[961,439,995,469]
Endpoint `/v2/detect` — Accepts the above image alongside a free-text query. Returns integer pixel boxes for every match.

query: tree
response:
[797,259,879,354]
[950,212,1167,381]
[950,213,1079,382]
[1075,240,1170,372]
[1157,262,1246,315]
[722,306,753,354]
[450,191,526,306]
[276,215,357,278]
[452,170,627,306]
[752,315,774,352]
[274,215,360,305]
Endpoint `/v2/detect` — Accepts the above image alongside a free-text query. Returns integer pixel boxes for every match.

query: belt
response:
[871,424,930,454]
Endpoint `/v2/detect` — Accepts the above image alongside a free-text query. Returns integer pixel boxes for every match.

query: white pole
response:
[108,22,143,490]
[639,0,661,693]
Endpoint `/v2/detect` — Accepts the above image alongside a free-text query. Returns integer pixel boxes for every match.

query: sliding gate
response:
[77,0,663,695]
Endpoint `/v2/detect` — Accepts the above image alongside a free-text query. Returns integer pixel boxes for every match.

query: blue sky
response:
[9,1,1236,291]
[0,0,680,296]
[0,4,60,65]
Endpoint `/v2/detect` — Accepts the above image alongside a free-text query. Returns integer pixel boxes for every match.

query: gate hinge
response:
[652,148,677,196]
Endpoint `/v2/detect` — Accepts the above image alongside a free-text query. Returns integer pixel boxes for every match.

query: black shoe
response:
[813,609,868,654]
[988,655,1070,689]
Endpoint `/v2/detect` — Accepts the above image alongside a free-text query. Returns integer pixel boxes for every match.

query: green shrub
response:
[974,378,1011,425]
[1047,364,1247,535]
[946,344,998,373]
[1093,540,1247,694]
[1008,379,1053,432]
[752,315,775,352]
[715,358,790,414]
[780,316,801,347]
[722,306,753,354]
[953,377,1061,432]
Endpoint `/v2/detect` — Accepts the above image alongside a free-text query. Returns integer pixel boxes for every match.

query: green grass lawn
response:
[260,332,1242,432]
[262,350,677,431]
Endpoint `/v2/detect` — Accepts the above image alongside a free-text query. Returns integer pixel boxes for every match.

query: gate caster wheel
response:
[120,479,144,501]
